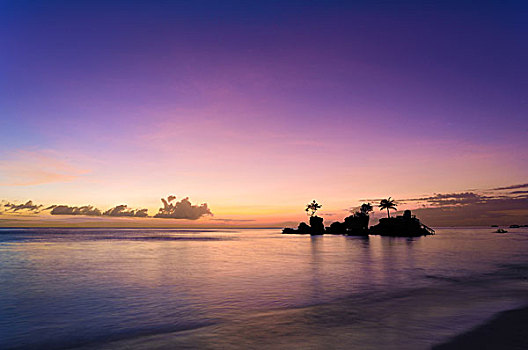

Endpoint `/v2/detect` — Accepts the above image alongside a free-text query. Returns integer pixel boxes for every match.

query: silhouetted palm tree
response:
[305,200,322,217]
[379,197,397,218]
[360,203,373,215]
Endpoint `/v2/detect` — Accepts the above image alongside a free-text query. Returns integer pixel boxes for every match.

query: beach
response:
[433,306,528,350]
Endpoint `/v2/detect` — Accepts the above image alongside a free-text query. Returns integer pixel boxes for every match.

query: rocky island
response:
[283,198,434,237]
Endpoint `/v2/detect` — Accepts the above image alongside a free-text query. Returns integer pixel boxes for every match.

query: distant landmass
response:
[283,199,434,237]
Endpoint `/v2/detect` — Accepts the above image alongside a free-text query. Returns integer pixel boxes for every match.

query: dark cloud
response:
[2,196,212,220]
[319,211,339,217]
[154,196,212,220]
[50,205,102,216]
[404,192,484,206]
[413,195,528,226]
[359,198,384,203]
[2,200,43,212]
[364,185,528,226]
[397,187,528,226]
[210,218,256,223]
[491,183,528,191]
[103,205,148,217]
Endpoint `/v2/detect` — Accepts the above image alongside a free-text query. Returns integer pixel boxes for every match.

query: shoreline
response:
[432,305,528,349]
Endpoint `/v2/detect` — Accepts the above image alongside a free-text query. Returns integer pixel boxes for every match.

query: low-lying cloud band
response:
[0,196,213,220]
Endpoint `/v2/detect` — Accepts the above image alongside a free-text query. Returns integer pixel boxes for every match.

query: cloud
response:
[50,205,102,216]
[45,204,148,217]
[154,196,212,220]
[2,200,43,212]
[359,198,384,202]
[210,218,256,223]
[359,183,528,226]
[399,186,528,226]
[491,183,528,191]
[319,211,340,217]
[403,192,484,206]
[413,195,528,226]
[103,205,148,217]
[1,196,212,220]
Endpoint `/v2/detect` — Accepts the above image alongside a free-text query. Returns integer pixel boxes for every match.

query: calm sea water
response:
[1,227,527,349]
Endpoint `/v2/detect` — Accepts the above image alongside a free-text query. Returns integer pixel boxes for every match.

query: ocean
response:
[1,227,527,349]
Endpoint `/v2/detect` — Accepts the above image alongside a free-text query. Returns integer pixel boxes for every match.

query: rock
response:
[298,222,312,234]
[343,214,369,235]
[309,216,325,235]
[370,210,434,237]
[326,221,346,235]
[282,227,297,234]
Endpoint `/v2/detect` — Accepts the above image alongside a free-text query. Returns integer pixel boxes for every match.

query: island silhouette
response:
[283,198,435,237]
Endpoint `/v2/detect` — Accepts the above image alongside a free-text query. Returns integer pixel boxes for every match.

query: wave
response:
[3,321,216,350]
[0,228,239,243]
[432,305,528,349]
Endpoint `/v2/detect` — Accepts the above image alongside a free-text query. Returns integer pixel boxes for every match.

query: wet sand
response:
[433,305,528,350]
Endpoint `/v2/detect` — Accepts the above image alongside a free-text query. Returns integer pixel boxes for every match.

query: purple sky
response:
[1,1,527,226]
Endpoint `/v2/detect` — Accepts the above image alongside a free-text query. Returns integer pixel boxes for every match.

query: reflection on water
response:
[0,227,527,349]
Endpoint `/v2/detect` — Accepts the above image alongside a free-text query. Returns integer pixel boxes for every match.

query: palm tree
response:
[378,197,397,218]
[305,200,322,217]
[359,203,373,216]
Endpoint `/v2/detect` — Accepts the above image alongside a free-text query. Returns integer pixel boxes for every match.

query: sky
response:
[1,0,527,227]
